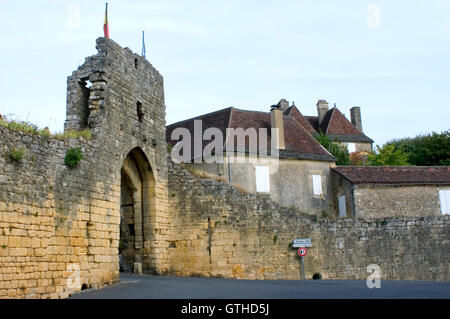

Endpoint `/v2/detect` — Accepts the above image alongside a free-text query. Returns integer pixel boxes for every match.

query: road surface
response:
[69,273,450,299]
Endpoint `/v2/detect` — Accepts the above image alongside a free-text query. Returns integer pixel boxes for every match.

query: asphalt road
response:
[69,274,450,299]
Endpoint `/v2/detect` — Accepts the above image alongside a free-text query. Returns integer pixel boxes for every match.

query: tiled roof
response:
[305,116,319,131]
[166,107,233,156]
[284,106,317,135]
[325,108,362,135]
[166,107,335,162]
[305,107,374,143]
[332,166,450,185]
[327,134,374,143]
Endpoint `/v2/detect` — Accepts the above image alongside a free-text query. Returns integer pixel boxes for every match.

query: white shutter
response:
[338,195,347,217]
[347,143,356,153]
[439,190,450,215]
[312,175,322,195]
[255,166,270,193]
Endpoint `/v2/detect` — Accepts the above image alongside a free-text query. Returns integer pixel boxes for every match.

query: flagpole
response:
[142,31,146,58]
[104,3,109,38]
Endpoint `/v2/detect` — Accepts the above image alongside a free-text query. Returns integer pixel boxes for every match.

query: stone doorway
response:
[119,148,155,273]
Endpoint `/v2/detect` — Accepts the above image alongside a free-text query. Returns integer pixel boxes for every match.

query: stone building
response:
[332,166,450,218]
[166,98,374,215]
[166,103,337,215]
[283,99,374,153]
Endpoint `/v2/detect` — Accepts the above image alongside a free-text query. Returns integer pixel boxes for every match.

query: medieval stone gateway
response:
[120,147,156,274]
[0,38,448,299]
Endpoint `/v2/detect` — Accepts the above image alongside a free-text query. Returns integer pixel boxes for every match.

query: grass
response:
[8,147,26,162]
[273,235,278,244]
[0,117,91,140]
[182,164,224,181]
[181,163,249,194]
[53,129,91,141]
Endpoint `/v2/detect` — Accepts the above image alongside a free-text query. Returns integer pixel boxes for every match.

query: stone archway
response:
[119,147,155,273]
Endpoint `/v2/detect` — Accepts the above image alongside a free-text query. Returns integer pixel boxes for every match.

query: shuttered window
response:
[347,143,356,153]
[255,166,270,193]
[312,175,322,195]
[338,195,347,217]
[439,190,450,215]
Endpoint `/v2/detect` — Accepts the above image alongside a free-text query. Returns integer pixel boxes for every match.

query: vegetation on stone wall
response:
[8,147,26,162]
[64,147,84,169]
[53,130,91,140]
[0,117,91,140]
[181,163,249,194]
[315,133,350,165]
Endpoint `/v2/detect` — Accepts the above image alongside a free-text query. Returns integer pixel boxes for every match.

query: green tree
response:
[387,130,450,166]
[367,144,410,166]
[315,133,350,166]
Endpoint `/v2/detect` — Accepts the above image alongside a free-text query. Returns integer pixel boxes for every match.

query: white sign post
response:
[292,239,312,280]
[292,238,312,248]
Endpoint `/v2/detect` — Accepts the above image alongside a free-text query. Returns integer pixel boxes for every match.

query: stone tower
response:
[65,37,170,275]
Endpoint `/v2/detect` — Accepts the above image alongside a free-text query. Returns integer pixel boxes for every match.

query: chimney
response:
[317,99,329,125]
[277,99,290,112]
[270,105,285,149]
[350,106,363,132]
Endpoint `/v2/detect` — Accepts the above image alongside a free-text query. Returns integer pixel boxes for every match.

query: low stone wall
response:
[167,160,449,281]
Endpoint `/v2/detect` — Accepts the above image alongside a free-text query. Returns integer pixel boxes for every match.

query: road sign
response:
[292,238,312,248]
[297,247,307,257]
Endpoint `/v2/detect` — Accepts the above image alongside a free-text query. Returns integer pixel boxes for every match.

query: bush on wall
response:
[65,147,83,169]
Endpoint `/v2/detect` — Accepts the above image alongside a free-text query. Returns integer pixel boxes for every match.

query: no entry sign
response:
[297,247,307,257]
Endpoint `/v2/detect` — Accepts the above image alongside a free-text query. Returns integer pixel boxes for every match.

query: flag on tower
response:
[104,3,109,38]
[142,31,146,58]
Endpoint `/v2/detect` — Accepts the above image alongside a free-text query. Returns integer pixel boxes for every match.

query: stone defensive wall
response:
[0,128,448,299]
[0,37,170,299]
[167,160,449,282]
[0,126,119,299]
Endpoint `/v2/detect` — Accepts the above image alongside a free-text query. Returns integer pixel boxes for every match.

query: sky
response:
[0,0,449,146]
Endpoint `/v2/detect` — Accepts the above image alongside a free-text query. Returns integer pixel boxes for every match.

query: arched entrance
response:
[119,147,155,273]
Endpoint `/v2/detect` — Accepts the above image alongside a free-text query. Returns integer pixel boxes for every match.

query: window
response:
[439,190,450,215]
[136,101,144,122]
[347,143,356,153]
[338,195,347,217]
[312,175,322,195]
[77,78,91,129]
[255,166,270,193]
